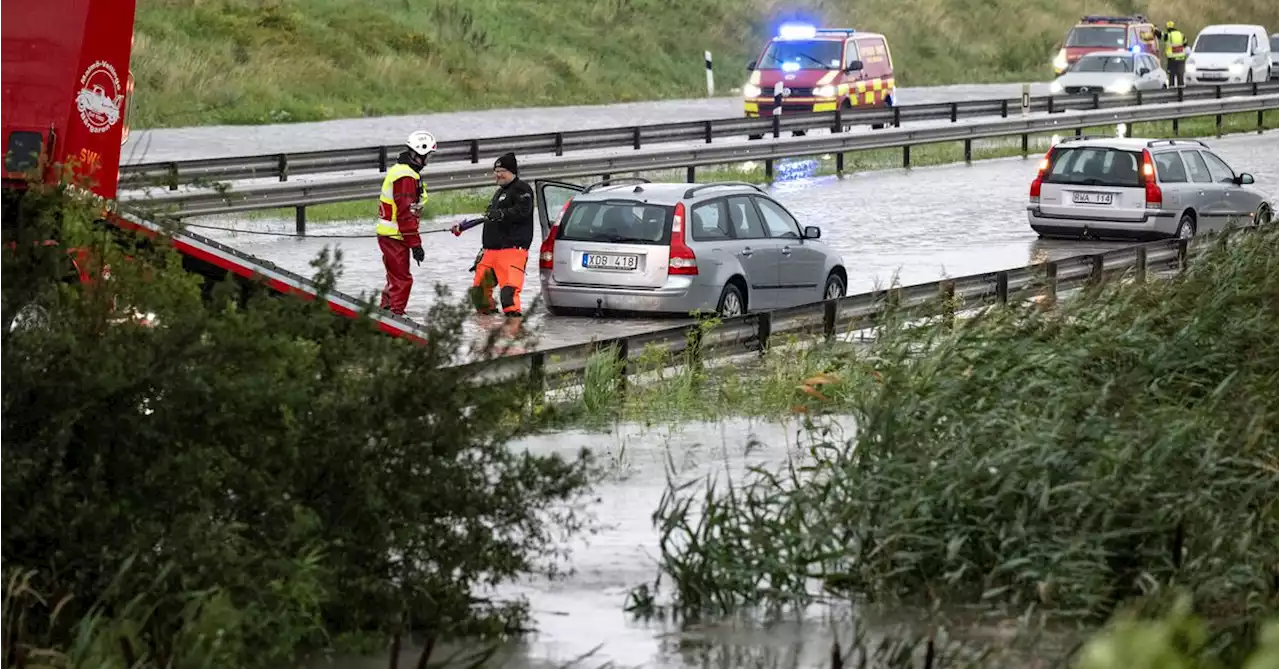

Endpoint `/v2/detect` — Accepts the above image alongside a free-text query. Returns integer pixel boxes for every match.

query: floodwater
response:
[189,130,1279,352]
[121,82,1053,164]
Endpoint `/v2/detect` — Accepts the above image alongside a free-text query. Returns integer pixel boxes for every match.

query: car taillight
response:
[539,200,572,269]
[668,201,697,275]
[538,225,558,269]
[1141,149,1162,208]
[1029,150,1051,202]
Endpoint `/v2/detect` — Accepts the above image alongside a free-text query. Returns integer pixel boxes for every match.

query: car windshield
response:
[1072,55,1134,72]
[559,200,672,245]
[1065,26,1127,48]
[1194,34,1249,53]
[1043,146,1143,187]
[758,40,843,70]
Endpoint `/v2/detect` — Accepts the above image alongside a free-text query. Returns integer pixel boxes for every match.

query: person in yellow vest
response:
[1155,20,1187,88]
[376,131,435,315]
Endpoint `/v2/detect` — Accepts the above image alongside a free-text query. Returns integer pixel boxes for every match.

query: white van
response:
[1186,24,1272,84]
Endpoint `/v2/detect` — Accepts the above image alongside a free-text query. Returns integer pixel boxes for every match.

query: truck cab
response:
[742,24,895,118]
[1052,15,1159,75]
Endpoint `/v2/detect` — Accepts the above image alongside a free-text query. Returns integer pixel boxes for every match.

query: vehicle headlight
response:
[1053,49,1068,72]
[813,85,836,98]
[1049,80,1064,94]
[1105,79,1133,94]
[743,84,762,98]
[1229,61,1246,74]
[1186,61,1197,72]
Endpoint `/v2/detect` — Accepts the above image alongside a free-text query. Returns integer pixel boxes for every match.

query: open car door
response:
[534,179,586,241]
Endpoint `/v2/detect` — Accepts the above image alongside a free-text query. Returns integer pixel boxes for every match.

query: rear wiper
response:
[600,234,653,244]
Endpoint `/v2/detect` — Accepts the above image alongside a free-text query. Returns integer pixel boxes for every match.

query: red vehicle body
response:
[743,24,895,117]
[2,0,428,343]
[1052,15,1159,75]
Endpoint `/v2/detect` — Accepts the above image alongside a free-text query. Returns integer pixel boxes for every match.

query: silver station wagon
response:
[1027,137,1274,241]
[534,179,848,317]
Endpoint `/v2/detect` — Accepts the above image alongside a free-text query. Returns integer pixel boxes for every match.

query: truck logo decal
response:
[76,61,123,134]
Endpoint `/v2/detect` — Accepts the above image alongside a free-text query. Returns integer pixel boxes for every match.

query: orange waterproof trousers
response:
[469,248,528,316]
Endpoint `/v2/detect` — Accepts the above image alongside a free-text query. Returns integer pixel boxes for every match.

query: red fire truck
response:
[2,0,429,343]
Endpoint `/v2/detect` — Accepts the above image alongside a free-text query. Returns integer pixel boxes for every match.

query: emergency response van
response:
[1052,15,1159,75]
[743,24,895,120]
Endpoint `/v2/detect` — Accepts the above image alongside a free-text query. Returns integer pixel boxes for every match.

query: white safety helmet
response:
[406,130,437,157]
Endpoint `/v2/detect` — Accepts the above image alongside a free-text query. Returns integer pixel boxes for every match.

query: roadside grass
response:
[130,0,1276,128]
[620,223,1279,658]
[242,110,1276,225]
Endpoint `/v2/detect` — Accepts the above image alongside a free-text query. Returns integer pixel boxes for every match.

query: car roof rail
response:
[584,177,651,193]
[1058,135,1118,143]
[1079,14,1148,24]
[1145,138,1209,148]
[682,181,767,199]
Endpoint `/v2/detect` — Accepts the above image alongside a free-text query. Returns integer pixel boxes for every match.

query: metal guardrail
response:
[126,94,1278,219]
[452,232,1223,388]
[119,82,1278,189]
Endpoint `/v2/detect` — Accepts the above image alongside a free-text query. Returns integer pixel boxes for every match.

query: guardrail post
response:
[1075,126,1083,138]
[963,138,972,163]
[1172,115,1180,135]
[1215,85,1222,99]
[995,272,1009,305]
[1001,100,1008,118]
[832,107,843,133]
[836,152,845,175]
[1044,261,1058,304]
[277,154,289,182]
[756,311,772,354]
[902,145,911,168]
[1048,96,1055,114]
[378,146,389,172]
[167,162,179,191]
[1216,113,1223,137]
[772,113,781,139]
[823,299,837,339]
[893,106,901,128]
[1177,239,1188,272]
[949,102,958,123]
[686,166,696,183]
[1135,90,1142,106]
[295,206,306,236]
[1089,254,1104,285]
[555,133,564,156]
[1177,87,1184,103]
[632,127,641,150]
[1135,246,1147,282]
[469,140,479,164]
[1021,133,1028,156]
[765,159,774,180]
[529,352,545,395]
[940,280,956,328]
[1252,81,1259,96]
[704,121,713,144]
[1259,110,1266,133]
[1092,93,1100,110]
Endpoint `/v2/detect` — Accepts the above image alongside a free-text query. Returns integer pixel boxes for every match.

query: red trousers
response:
[378,236,413,315]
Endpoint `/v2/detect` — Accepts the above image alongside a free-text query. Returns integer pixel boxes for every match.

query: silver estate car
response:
[534,179,847,317]
[1027,137,1274,241]
[1049,49,1169,96]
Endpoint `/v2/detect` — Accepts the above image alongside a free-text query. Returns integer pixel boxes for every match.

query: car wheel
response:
[716,282,746,318]
[1174,213,1196,239]
[1256,202,1274,226]
[823,271,846,300]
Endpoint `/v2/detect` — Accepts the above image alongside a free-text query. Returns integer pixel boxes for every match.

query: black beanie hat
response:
[494,152,518,175]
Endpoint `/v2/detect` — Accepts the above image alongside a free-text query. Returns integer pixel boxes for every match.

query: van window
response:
[854,37,891,74]
[559,200,673,245]
[1043,147,1142,187]
[1194,33,1249,53]
[1152,152,1187,183]
[758,39,844,70]
[1065,25,1127,48]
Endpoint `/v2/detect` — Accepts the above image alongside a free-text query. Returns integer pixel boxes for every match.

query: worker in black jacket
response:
[452,152,535,317]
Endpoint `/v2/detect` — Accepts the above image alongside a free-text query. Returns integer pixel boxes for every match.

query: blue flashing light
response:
[778,23,817,40]
[1129,44,1142,53]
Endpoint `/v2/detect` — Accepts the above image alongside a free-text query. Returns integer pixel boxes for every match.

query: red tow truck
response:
[2,0,429,343]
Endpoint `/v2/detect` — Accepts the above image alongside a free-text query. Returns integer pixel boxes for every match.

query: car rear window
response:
[1043,146,1143,187]
[1194,34,1249,53]
[558,200,672,245]
[1066,26,1127,48]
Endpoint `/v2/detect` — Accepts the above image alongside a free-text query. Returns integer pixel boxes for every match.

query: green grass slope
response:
[131,0,1277,128]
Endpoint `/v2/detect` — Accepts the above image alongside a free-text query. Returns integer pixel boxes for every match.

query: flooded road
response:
[122,82,1052,164]
[191,130,1279,352]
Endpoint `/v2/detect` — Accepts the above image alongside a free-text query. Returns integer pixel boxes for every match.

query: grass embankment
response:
[583,225,1278,666]
[130,0,1276,127]
[241,110,1277,225]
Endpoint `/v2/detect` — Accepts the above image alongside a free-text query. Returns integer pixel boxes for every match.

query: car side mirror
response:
[746,60,756,71]
[844,60,863,73]
[802,225,821,239]
[1139,67,1151,75]
[1237,172,1255,185]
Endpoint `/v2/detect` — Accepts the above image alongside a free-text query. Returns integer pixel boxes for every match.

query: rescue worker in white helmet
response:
[375,130,435,315]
